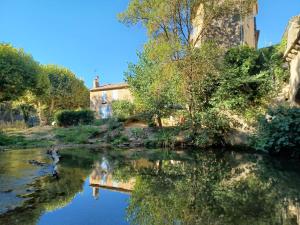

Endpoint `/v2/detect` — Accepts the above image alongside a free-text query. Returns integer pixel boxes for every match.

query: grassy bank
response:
[0,119,188,150]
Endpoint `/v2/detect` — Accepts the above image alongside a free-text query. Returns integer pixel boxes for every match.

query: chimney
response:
[93,76,99,88]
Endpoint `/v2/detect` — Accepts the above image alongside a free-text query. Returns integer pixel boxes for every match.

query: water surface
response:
[1,148,300,225]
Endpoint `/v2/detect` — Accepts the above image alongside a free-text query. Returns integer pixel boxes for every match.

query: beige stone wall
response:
[289,52,300,105]
[243,16,259,48]
[191,2,258,49]
[90,88,133,118]
[284,15,300,106]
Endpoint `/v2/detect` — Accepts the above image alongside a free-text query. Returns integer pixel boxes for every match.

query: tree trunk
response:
[9,103,14,123]
[37,102,46,126]
[50,99,55,116]
[157,116,163,128]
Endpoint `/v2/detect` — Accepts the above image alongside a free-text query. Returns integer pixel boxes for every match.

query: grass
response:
[0,131,53,149]
[0,120,183,150]
[54,125,100,144]
[0,121,27,131]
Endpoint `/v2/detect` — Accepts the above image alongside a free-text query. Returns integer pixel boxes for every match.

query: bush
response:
[213,45,288,117]
[131,128,146,139]
[93,118,110,126]
[111,100,135,120]
[55,109,94,127]
[193,110,230,147]
[152,128,180,148]
[107,118,123,131]
[252,106,300,158]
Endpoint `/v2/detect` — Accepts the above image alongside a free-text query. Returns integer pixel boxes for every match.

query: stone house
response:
[90,77,133,119]
[191,1,259,48]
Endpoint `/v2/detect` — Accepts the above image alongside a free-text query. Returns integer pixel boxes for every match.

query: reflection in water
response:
[1,149,300,225]
[89,157,135,200]
[126,153,300,225]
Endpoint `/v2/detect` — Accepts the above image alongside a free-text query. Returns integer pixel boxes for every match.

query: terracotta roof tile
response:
[90,83,129,92]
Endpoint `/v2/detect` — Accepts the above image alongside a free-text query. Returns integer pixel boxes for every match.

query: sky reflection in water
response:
[37,178,130,225]
[1,148,300,225]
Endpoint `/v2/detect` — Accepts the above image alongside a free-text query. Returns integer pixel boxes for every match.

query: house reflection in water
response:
[89,157,135,199]
[89,157,182,199]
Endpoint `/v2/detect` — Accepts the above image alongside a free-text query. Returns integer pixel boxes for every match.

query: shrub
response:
[111,100,135,120]
[152,128,180,148]
[107,118,123,131]
[112,135,129,146]
[193,110,230,147]
[213,45,288,117]
[252,106,300,158]
[131,128,146,139]
[55,109,94,127]
[93,118,110,126]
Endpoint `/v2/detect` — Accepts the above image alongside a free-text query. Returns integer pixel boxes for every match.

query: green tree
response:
[253,106,300,158]
[178,43,223,126]
[0,44,42,102]
[212,45,288,122]
[120,0,256,126]
[111,100,135,120]
[125,51,182,127]
[42,65,89,122]
[119,0,255,50]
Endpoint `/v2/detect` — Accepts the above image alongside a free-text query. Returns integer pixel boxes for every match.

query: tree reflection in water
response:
[125,151,300,225]
[1,149,300,225]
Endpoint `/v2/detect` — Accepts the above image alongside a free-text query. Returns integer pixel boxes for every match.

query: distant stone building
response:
[191,1,259,48]
[90,76,133,119]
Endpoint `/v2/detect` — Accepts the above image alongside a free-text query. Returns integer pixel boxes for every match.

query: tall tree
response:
[0,44,41,102]
[42,65,89,122]
[119,0,255,50]
[120,0,256,125]
[125,49,183,127]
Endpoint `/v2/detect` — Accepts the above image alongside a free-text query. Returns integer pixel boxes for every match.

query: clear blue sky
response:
[0,1,299,89]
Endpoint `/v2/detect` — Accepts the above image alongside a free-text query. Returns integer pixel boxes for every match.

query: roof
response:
[90,83,129,92]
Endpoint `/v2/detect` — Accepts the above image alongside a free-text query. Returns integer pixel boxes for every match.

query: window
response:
[112,90,118,100]
[100,105,111,119]
[101,91,107,104]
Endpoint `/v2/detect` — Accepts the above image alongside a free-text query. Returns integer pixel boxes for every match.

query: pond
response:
[1,148,300,225]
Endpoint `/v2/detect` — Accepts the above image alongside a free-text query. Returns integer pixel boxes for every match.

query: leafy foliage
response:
[119,0,256,48]
[42,65,89,120]
[193,110,230,147]
[111,100,135,120]
[121,0,291,149]
[55,110,95,127]
[0,43,44,102]
[107,118,123,131]
[252,106,300,158]
[179,43,223,124]
[126,51,182,126]
[213,45,288,118]
[120,0,255,127]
